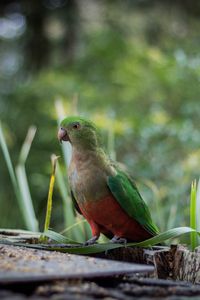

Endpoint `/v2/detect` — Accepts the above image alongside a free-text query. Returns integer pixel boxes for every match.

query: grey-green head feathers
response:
[60,116,102,149]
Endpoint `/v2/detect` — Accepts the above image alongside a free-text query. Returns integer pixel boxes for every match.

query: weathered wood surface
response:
[0,241,200,299]
[0,244,153,284]
[0,229,200,284]
[97,245,200,284]
[173,245,200,283]
[0,275,200,300]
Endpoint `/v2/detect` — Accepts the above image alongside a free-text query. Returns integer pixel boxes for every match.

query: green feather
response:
[107,170,159,236]
[70,190,82,215]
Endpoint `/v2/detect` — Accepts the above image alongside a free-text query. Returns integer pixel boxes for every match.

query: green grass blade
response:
[15,126,39,231]
[190,180,197,250]
[0,123,19,199]
[71,216,91,243]
[40,226,199,255]
[41,155,58,242]
[16,165,39,231]
[60,219,87,235]
[56,162,84,241]
[56,163,74,226]
[2,227,198,255]
[197,179,200,244]
[44,230,80,244]
[77,217,91,241]
[18,126,37,164]
[128,226,198,247]
[0,123,39,231]
[0,122,27,227]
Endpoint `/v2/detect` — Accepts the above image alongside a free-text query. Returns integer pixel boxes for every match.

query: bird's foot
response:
[84,235,99,246]
[110,235,127,245]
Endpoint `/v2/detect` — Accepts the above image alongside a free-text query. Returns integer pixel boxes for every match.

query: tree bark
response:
[97,245,200,284]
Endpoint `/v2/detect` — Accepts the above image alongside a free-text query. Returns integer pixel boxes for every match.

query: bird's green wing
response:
[107,170,159,235]
[70,190,82,215]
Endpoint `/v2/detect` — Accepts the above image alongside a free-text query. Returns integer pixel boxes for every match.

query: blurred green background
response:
[0,0,200,234]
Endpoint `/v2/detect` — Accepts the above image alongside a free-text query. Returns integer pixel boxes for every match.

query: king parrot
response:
[58,116,159,245]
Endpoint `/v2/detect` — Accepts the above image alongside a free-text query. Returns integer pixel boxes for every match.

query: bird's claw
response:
[110,235,127,246]
[83,236,98,246]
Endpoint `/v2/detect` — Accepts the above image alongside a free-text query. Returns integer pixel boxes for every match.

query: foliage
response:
[1,110,200,250]
[1,227,199,255]
[0,1,200,240]
[0,123,38,231]
[40,155,59,243]
[43,227,200,254]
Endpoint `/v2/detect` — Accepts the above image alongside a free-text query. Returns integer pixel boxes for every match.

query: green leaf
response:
[197,179,200,245]
[56,162,83,241]
[16,165,39,231]
[0,227,199,255]
[47,227,199,254]
[44,155,59,231]
[190,180,197,250]
[44,230,80,244]
[0,123,38,231]
[38,226,200,254]
[40,155,59,242]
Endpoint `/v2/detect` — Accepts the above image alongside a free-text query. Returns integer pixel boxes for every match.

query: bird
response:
[58,116,159,245]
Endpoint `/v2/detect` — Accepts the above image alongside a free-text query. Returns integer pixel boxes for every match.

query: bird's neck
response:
[70,146,106,170]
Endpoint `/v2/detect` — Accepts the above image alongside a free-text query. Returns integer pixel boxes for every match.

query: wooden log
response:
[96,245,200,284]
[173,245,200,284]
[96,246,171,279]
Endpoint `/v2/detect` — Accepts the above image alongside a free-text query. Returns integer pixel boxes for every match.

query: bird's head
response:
[58,116,102,150]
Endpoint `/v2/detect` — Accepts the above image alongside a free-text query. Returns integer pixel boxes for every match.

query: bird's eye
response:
[72,123,81,130]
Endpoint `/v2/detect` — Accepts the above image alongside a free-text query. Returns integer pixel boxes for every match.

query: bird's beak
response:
[57,127,69,143]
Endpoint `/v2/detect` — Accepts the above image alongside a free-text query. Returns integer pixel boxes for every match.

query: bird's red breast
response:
[78,194,152,242]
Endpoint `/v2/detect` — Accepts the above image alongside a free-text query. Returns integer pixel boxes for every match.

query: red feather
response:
[79,195,152,242]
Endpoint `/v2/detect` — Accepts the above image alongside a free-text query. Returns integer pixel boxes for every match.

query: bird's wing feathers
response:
[70,190,82,215]
[107,169,159,236]
[69,160,158,235]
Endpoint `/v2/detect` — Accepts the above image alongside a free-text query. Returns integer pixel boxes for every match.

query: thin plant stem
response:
[190,180,197,250]
[43,155,59,233]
